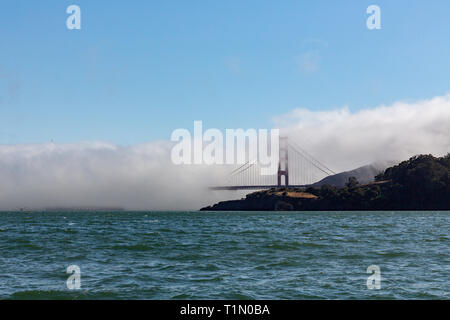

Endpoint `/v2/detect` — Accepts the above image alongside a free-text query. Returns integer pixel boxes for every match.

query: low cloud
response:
[0,141,237,211]
[0,95,449,210]
[275,95,450,172]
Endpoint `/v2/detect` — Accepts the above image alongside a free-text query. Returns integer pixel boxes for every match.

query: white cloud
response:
[1,95,449,210]
[275,95,450,172]
[0,141,237,211]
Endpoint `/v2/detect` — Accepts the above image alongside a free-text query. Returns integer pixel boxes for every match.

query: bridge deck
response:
[210,185,310,191]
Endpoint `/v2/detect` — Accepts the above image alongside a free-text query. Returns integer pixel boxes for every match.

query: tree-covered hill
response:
[201,154,450,211]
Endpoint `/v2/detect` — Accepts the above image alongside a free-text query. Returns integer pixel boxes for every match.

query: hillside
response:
[201,154,450,211]
[312,162,394,187]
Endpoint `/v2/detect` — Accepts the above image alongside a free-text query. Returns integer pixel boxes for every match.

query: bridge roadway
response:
[210,185,310,191]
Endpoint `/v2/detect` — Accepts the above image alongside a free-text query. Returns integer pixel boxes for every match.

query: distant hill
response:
[201,154,450,211]
[313,161,395,187]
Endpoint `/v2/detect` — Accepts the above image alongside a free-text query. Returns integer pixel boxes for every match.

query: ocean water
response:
[0,211,449,300]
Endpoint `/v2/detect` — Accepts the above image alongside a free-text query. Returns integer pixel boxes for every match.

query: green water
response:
[0,211,449,299]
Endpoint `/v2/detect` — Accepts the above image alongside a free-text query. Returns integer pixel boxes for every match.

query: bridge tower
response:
[277,136,289,188]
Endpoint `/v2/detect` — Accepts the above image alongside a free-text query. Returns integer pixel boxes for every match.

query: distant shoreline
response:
[6,207,126,213]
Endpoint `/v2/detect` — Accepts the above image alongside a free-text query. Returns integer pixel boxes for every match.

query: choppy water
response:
[0,211,449,299]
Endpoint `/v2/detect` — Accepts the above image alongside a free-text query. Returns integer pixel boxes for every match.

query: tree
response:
[346,176,359,189]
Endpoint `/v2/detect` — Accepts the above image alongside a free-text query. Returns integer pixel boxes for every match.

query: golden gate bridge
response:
[211,137,336,190]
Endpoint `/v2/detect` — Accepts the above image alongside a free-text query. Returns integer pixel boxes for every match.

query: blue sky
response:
[1,0,449,144]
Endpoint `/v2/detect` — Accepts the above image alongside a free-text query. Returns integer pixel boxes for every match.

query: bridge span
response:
[210,137,335,191]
